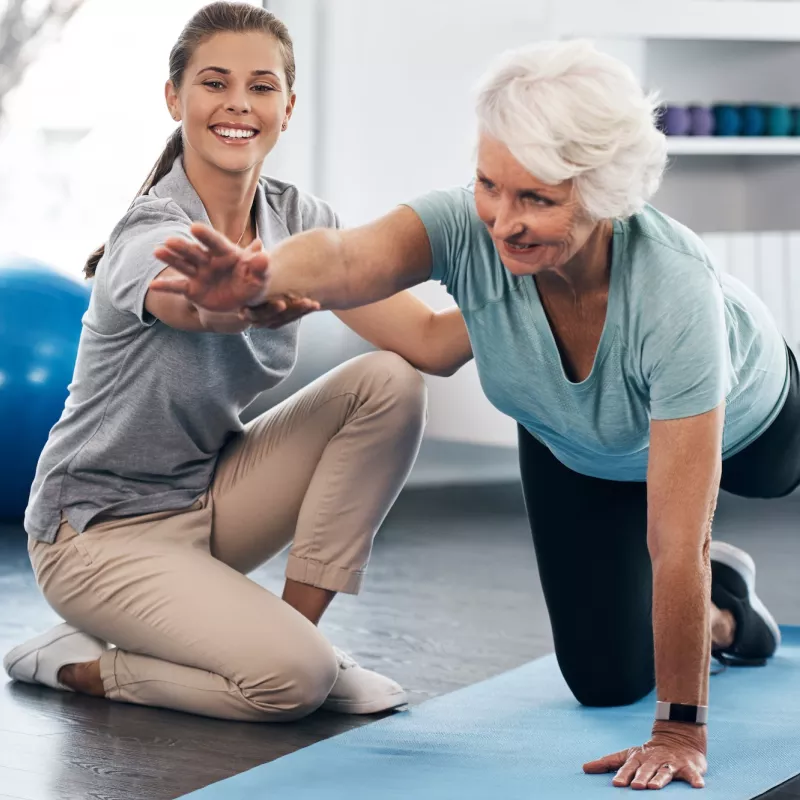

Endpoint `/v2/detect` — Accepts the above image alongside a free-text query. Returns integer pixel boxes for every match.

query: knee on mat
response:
[243,648,339,722]
[571,675,654,709]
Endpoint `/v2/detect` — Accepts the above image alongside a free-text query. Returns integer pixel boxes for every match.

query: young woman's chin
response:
[198,147,269,175]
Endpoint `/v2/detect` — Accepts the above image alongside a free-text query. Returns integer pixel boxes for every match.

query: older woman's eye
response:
[524,195,553,207]
[478,178,496,191]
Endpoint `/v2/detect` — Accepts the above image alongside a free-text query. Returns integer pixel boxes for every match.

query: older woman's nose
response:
[492,203,526,241]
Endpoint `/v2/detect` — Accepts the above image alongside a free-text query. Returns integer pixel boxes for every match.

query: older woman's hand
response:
[583,722,707,790]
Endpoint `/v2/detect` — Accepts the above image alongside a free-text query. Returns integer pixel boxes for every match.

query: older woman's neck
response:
[555,219,614,295]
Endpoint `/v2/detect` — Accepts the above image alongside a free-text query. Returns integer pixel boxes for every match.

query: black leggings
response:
[519,346,800,707]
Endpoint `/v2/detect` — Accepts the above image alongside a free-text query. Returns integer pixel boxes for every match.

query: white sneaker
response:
[3,623,108,692]
[322,647,408,714]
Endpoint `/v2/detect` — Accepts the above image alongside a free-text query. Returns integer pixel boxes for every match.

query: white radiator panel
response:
[702,230,800,352]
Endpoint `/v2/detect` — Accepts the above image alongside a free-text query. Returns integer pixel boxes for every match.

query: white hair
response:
[474,39,667,220]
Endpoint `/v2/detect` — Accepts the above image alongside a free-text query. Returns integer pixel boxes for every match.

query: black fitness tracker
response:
[655,701,708,725]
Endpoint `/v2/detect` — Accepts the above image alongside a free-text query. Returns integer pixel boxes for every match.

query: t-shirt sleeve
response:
[403,188,473,290]
[643,257,731,420]
[102,203,192,325]
[297,192,343,232]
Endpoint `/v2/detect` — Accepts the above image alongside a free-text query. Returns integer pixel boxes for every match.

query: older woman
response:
[152,40,797,790]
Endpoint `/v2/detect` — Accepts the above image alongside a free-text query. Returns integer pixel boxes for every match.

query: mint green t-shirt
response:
[407,187,789,482]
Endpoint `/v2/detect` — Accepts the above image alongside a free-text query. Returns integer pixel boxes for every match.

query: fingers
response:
[254,312,310,329]
[583,750,631,775]
[190,222,239,256]
[149,276,191,296]
[241,249,270,280]
[241,297,319,329]
[160,237,210,268]
[240,300,287,321]
[154,246,198,277]
[632,761,671,791]
[677,764,706,789]
[612,757,642,788]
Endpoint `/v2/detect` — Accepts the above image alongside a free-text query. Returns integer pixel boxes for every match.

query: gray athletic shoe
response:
[710,541,780,666]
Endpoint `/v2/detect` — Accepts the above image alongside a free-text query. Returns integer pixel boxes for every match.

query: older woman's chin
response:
[496,248,548,276]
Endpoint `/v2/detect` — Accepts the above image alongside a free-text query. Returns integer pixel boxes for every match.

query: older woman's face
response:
[474,134,597,277]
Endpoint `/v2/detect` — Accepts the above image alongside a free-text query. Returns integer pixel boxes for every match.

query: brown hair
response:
[83,1,295,278]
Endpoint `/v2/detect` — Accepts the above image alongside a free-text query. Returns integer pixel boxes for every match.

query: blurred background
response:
[3,0,800,495]
[4,5,800,797]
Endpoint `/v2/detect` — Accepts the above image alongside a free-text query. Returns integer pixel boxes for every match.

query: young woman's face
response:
[166,31,295,175]
[473,134,596,277]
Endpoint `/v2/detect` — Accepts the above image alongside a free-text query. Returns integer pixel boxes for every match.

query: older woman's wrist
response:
[652,719,708,753]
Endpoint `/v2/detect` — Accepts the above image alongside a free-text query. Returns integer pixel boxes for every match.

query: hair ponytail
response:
[83,127,184,279]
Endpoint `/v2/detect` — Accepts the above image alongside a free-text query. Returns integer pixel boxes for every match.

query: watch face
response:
[669,704,699,723]
[657,702,707,725]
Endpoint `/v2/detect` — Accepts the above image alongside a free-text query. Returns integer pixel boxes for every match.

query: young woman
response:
[3,2,472,722]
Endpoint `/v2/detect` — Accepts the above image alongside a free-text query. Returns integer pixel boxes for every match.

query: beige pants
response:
[29,353,426,722]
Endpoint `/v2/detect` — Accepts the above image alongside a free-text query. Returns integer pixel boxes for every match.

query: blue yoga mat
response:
[182,626,800,799]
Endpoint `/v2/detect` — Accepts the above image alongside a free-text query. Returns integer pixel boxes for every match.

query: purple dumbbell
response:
[688,105,715,136]
[662,105,692,136]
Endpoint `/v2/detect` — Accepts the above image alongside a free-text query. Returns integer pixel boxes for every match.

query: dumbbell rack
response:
[551,0,800,232]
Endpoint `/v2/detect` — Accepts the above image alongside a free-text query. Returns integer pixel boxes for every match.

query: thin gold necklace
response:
[234,204,256,247]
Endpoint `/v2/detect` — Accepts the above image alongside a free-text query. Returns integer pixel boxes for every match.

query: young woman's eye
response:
[203,80,224,90]
[252,84,275,93]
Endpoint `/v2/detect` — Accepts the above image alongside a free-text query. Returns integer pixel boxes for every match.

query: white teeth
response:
[214,127,256,139]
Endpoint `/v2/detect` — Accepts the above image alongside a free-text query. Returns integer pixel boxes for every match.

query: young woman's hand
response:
[241,292,320,329]
[152,222,270,312]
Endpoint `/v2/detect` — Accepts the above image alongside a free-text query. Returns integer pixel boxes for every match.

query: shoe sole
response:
[3,623,81,683]
[323,690,408,715]
[710,541,781,650]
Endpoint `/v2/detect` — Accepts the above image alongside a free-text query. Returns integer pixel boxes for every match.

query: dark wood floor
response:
[1,483,799,800]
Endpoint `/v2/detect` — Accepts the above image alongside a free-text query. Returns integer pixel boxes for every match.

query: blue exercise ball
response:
[0,259,91,521]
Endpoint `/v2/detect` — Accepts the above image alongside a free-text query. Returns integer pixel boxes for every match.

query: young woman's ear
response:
[165,80,182,122]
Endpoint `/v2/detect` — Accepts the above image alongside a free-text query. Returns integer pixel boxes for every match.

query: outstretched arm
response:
[261,207,471,375]
[151,205,433,311]
[151,205,467,370]
[334,294,472,377]
[263,205,433,309]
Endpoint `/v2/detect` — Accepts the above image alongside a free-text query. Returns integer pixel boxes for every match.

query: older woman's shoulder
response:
[404,185,485,232]
[622,205,716,280]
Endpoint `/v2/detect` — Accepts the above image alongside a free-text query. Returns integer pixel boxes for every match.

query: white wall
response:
[317,0,551,222]
[272,0,554,447]
[10,0,796,473]
[0,0,252,273]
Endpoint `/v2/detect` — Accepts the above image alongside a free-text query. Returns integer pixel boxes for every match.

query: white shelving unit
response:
[554,1,800,42]
[666,137,800,156]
